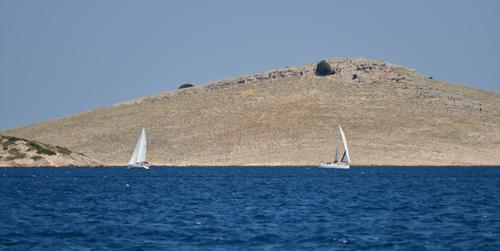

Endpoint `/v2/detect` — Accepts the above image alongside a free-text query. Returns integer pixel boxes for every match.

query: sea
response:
[1,166,499,250]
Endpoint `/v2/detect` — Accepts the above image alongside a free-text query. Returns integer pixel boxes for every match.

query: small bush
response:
[179,83,194,89]
[8,148,20,155]
[38,148,56,156]
[6,148,25,159]
[3,146,7,151]
[26,142,56,155]
[31,156,43,161]
[2,139,15,148]
[0,156,3,160]
[315,60,335,76]
[5,156,16,161]
[56,146,72,155]
[352,74,358,80]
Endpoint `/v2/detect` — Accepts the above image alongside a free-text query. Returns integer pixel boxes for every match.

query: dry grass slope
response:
[2,58,500,166]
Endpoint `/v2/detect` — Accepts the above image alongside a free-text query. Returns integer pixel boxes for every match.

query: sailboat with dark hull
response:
[319,122,350,169]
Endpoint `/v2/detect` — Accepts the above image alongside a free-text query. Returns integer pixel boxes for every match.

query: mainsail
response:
[339,125,350,163]
[129,128,147,165]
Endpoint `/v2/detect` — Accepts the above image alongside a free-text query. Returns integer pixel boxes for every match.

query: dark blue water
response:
[1,166,499,250]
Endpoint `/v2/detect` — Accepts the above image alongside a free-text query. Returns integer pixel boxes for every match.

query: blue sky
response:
[1,0,499,130]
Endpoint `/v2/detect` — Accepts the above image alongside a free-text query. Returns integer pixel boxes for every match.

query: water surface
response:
[1,166,499,250]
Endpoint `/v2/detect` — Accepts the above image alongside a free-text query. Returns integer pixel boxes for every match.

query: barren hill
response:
[2,58,499,166]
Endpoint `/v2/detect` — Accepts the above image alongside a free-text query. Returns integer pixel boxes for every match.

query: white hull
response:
[127,164,149,169]
[319,164,350,169]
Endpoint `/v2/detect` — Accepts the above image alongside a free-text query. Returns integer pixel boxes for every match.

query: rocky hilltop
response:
[0,135,105,167]
[1,58,499,166]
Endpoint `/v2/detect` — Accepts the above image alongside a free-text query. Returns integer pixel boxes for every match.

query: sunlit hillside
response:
[2,58,500,166]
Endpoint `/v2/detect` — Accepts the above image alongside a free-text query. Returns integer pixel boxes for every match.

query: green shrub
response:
[3,146,7,151]
[0,156,3,160]
[5,156,16,161]
[31,156,43,161]
[8,148,19,155]
[315,60,335,76]
[26,142,56,155]
[352,74,358,80]
[179,83,194,89]
[38,148,56,156]
[2,140,15,148]
[6,148,25,159]
[56,146,72,155]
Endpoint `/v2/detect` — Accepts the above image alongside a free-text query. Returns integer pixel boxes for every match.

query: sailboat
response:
[127,128,150,169]
[319,122,350,169]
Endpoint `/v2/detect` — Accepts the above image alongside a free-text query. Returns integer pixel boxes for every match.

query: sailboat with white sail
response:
[127,128,150,169]
[319,122,350,169]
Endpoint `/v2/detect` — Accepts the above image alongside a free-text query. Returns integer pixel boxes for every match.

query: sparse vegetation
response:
[31,156,43,161]
[2,136,21,148]
[8,148,19,155]
[56,146,72,155]
[353,74,358,80]
[179,83,194,89]
[315,60,335,76]
[8,148,26,159]
[27,141,56,155]
[0,135,99,166]
[37,148,56,156]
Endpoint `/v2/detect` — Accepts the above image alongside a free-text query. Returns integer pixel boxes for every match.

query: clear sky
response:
[1,0,499,131]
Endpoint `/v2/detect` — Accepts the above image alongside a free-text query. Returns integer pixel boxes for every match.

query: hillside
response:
[0,135,105,167]
[1,58,499,166]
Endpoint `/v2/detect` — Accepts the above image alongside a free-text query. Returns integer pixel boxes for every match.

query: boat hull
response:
[319,164,350,169]
[127,164,150,169]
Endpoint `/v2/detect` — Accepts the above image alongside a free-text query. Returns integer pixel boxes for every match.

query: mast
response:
[334,121,339,163]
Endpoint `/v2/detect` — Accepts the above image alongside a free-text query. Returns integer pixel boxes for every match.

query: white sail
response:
[129,128,147,165]
[319,123,350,169]
[339,125,350,163]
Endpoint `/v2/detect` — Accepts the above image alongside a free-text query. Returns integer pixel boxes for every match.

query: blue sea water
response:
[1,166,499,250]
